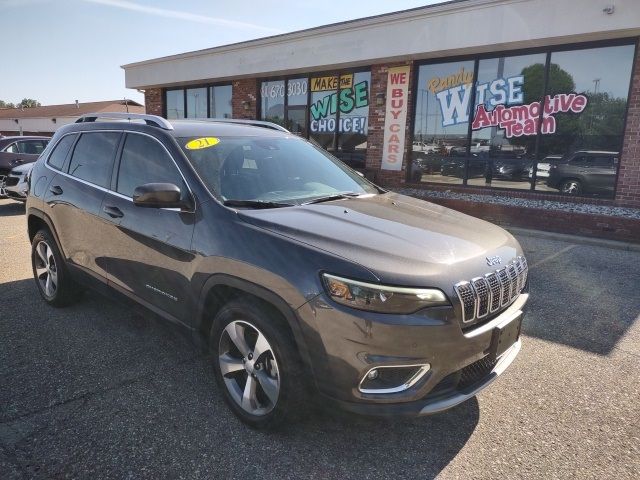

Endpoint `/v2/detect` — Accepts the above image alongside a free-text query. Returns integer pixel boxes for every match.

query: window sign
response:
[381,66,410,171]
[411,42,636,198]
[309,73,369,135]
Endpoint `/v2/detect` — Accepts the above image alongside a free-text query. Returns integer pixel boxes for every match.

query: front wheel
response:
[210,298,306,429]
[560,179,582,194]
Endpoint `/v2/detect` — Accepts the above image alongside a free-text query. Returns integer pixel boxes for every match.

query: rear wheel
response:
[31,229,79,307]
[210,298,305,429]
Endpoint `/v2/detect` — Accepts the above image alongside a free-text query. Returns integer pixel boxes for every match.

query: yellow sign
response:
[310,74,353,92]
[185,137,220,150]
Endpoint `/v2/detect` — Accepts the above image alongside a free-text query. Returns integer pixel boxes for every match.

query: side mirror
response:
[133,183,192,210]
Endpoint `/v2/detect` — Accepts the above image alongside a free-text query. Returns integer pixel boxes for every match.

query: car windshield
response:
[178,135,378,205]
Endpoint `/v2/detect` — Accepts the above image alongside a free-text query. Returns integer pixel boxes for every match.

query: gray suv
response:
[26,113,528,429]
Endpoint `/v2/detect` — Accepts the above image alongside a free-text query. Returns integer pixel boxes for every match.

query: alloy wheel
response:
[34,240,58,298]
[218,320,280,416]
[561,180,580,194]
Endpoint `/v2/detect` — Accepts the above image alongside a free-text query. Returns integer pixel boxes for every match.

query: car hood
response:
[10,163,34,174]
[237,192,521,287]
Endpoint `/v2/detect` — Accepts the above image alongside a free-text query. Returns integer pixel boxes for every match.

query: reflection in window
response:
[166,90,184,119]
[337,71,370,170]
[411,61,475,185]
[535,44,634,198]
[186,88,207,119]
[210,85,232,119]
[468,53,546,190]
[260,80,285,126]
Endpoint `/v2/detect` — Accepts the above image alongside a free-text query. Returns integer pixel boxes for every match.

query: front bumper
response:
[297,291,527,416]
[4,175,28,201]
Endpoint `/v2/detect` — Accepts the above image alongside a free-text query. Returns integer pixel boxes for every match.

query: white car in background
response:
[4,163,33,202]
[532,155,563,178]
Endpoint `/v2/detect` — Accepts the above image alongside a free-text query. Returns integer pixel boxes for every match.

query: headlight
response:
[322,273,449,314]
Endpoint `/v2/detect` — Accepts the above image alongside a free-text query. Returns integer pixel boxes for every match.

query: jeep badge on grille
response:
[486,255,502,266]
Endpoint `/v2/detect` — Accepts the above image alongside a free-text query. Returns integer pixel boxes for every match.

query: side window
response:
[568,156,586,166]
[4,143,18,154]
[592,156,614,168]
[68,132,120,188]
[18,140,47,155]
[47,134,77,171]
[116,134,186,198]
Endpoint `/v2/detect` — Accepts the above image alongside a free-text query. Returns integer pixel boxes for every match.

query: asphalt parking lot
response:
[1,197,638,480]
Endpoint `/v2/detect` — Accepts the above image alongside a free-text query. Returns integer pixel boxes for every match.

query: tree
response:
[18,98,41,108]
[518,63,580,157]
[0,100,15,109]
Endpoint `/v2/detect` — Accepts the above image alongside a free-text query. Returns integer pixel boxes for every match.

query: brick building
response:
[122,0,640,240]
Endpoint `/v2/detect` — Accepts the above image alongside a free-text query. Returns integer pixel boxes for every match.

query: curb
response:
[506,226,640,252]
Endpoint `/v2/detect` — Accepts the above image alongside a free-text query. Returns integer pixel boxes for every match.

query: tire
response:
[560,179,582,194]
[210,297,306,429]
[31,229,80,307]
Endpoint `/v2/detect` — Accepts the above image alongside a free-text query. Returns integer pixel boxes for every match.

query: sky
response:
[0,0,444,106]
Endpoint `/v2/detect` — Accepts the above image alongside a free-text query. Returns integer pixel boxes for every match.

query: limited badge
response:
[185,137,220,150]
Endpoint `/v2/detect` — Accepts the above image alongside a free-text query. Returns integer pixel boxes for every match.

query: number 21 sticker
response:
[185,137,220,150]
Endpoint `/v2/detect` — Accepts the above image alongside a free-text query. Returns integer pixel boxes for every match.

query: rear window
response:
[68,132,120,188]
[47,135,76,171]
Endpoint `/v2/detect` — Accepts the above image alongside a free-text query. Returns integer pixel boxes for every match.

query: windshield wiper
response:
[302,192,362,205]
[223,199,294,209]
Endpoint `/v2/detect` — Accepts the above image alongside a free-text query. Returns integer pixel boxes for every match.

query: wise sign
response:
[381,66,410,171]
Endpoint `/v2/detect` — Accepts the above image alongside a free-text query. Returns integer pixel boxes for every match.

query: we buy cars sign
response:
[381,66,410,171]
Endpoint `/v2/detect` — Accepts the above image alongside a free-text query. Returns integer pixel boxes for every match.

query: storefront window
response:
[210,85,232,118]
[186,87,207,119]
[309,74,340,152]
[337,71,370,169]
[468,53,546,190]
[166,85,232,119]
[410,42,635,198]
[285,78,308,136]
[411,60,475,185]
[534,44,635,197]
[307,71,370,167]
[260,80,285,126]
[166,90,184,119]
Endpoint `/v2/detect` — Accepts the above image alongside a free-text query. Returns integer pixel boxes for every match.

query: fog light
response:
[367,369,379,380]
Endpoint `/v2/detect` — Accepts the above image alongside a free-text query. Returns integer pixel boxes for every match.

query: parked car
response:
[26,113,528,429]
[530,155,562,179]
[4,163,33,202]
[0,136,49,197]
[546,151,618,195]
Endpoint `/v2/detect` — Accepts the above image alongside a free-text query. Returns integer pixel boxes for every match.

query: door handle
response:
[49,185,63,195]
[103,205,124,218]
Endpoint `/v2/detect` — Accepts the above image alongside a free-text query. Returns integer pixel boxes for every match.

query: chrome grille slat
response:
[454,256,528,325]
[484,272,501,312]
[470,277,490,318]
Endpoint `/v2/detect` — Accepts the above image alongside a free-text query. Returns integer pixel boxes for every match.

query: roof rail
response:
[75,112,173,130]
[195,118,290,133]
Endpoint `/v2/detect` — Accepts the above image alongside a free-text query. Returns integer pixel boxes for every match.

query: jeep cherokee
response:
[26,113,528,429]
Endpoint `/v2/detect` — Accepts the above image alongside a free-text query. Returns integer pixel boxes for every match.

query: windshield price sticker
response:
[185,137,220,150]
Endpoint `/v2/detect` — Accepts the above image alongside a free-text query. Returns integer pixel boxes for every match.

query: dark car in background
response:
[0,136,49,197]
[26,113,528,429]
[546,151,618,195]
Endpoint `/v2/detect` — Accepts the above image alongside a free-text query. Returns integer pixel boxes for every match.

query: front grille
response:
[454,256,528,325]
[424,355,499,400]
[5,176,19,187]
[458,356,498,390]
